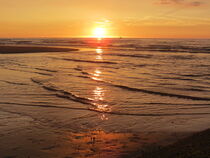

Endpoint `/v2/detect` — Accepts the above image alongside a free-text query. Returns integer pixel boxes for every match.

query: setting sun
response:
[93,27,107,39]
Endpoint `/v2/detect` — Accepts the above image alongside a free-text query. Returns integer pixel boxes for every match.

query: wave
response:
[123,102,210,107]
[31,78,110,112]
[73,68,210,101]
[108,53,153,59]
[169,87,209,92]
[1,61,56,75]
[1,101,210,117]
[0,92,53,96]
[2,67,53,76]
[180,74,210,78]
[51,57,118,64]
[110,44,210,54]
[72,70,210,101]
[35,68,58,73]
[0,80,29,86]
[113,85,210,101]
[31,78,93,105]
[0,102,88,111]
[168,55,195,60]
[159,77,195,81]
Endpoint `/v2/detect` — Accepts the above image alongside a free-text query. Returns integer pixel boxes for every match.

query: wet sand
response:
[0,45,78,54]
[137,128,210,158]
[0,108,190,158]
[0,102,201,158]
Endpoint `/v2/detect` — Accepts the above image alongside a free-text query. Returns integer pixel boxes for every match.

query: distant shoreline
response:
[0,45,78,54]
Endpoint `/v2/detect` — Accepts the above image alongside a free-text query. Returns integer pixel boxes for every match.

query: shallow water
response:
[0,38,210,157]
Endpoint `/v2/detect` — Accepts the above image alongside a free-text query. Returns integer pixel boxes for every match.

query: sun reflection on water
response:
[96,48,103,60]
[93,69,101,77]
[90,48,111,120]
[92,85,111,113]
[96,55,103,60]
[93,86,104,101]
[96,48,103,54]
[91,69,102,81]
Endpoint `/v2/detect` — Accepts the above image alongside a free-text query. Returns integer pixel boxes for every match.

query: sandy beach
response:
[0,45,78,54]
[138,129,210,158]
[0,102,209,158]
[0,104,197,158]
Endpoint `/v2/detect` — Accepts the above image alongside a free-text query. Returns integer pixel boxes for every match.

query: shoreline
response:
[0,45,78,54]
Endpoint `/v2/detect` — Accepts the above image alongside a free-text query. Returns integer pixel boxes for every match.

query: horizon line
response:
[0,37,210,40]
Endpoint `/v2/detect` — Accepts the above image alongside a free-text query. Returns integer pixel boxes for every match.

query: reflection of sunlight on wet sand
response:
[100,114,108,121]
[68,130,145,158]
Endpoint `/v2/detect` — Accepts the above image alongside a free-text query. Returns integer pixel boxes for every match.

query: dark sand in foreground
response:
[131,129,210,158]
[0,45,78,54]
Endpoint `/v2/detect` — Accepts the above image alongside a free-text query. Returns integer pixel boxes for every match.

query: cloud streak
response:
[156,0,204,7]
[123,16,210,26]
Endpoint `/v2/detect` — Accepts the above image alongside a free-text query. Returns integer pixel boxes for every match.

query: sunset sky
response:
[0,0,210,38]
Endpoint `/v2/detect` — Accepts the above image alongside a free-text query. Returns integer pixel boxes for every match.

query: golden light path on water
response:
[91,47,110,120]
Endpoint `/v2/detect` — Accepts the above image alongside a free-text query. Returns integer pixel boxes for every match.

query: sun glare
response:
[93,27,106,39]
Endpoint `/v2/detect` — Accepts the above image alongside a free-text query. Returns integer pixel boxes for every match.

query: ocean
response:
[0,38,210,157]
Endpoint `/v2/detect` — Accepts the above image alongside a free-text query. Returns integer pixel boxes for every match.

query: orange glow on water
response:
[90,48,111,116]
[96,55,103,60]
[91,76,102,81]
[93,69,101,77]
[95,69,101,74]
[95,47,103,60]
[68,130,147,158]
[93,86,104,101]
[96,48,103,54]
[92,85,111,113]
